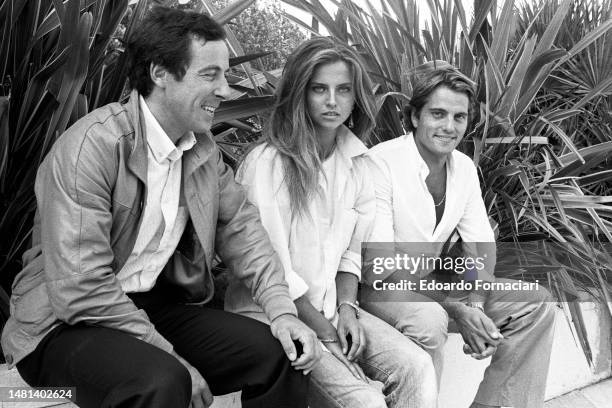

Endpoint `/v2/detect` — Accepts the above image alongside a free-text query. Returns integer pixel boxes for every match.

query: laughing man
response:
[2,7,320,408]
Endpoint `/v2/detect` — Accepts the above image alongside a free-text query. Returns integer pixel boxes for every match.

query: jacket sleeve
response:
[213,148,298,321]
[234,148,309,300]
[39,134,174,354]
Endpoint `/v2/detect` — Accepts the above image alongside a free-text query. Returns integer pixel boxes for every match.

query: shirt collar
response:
[404,133,456,180]
[335,125,368,168]
[139,96,196,163]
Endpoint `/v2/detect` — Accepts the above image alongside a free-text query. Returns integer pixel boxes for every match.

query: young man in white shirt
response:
[363,64,556,408]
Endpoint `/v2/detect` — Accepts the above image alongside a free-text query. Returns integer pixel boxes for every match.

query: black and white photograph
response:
[0,0,610,407]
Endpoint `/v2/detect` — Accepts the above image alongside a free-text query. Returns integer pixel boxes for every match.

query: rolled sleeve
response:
[338,156,376,281]
[338,250,361,279]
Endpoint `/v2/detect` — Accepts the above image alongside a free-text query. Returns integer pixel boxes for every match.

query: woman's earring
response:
[348,114,354,128]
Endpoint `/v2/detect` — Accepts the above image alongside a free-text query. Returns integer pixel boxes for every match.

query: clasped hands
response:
[455,305,503,360]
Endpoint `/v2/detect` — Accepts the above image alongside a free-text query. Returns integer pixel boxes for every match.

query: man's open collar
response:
[403,133,457,180]
[125,89,217,180]
[139,95,196,163]
[183,130,217,178]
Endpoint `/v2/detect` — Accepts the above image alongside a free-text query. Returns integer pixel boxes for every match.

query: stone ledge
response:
[438,302,612,407]
[1,302,609,408]
[0,366,240,408]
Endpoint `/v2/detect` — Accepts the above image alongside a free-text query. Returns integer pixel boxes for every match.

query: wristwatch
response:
[466,301,485,313]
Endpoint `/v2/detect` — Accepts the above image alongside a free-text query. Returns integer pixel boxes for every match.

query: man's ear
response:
[411,109,419,129]
[149,63,168,89]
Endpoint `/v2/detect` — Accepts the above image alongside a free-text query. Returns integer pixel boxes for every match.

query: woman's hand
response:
[325,338,367,381]
[293,295,367,381]
[336,304,366,361]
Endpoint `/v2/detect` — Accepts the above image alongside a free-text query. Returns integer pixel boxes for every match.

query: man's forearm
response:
[440,301,469,319]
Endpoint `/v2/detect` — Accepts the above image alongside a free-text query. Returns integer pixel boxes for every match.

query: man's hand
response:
[454,305,503,359]
[336,306,365,361]
[462,343,497,360]
[270,314,321,374]
[172,352,214,408]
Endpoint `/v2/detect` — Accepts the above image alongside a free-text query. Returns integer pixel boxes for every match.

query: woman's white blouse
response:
[224,127,375,322]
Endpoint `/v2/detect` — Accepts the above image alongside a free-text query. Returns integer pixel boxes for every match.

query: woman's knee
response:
[309,380,386,408]
[381,348,437,408]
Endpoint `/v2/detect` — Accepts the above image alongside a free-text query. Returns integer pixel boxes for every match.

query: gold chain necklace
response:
[434,192,446,207]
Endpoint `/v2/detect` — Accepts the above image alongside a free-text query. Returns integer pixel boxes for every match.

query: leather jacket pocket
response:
[12,283,56,338]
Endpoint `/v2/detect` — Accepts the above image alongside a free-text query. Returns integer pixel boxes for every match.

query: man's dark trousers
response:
[17,285,309,408]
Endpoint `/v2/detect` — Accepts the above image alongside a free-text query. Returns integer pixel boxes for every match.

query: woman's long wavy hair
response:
[261,37,377,217]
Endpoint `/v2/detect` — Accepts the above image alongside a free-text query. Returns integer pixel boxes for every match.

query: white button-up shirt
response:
[117,97,196,293]
[366,134,495,282]
[225,127,375,321]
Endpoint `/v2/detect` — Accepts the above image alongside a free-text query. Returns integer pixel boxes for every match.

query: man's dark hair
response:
[127,7,226,97]
[404,63,476,133]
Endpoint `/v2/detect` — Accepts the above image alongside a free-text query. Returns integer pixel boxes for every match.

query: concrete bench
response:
[0,365,240,408]
[1,303,609,407]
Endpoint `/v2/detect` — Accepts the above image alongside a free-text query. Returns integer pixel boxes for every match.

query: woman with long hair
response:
[225,37,436,408]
